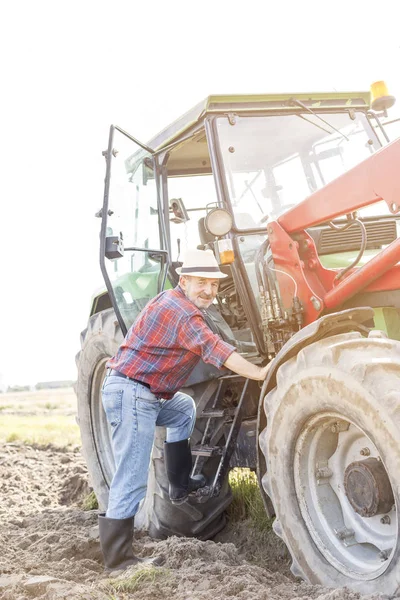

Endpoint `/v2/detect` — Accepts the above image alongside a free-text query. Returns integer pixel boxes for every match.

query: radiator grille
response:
[315,220,397,255]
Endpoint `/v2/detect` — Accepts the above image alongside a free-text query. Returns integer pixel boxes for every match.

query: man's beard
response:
[195,296,212,308]
[182,287,213,308]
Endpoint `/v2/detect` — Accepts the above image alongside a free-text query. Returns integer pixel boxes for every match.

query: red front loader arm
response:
[267,138,400,325]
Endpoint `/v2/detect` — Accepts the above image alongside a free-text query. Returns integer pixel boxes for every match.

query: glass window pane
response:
[216,112,382,226]
[167,174,218,259]
[106,130,161,252]
[107,249,171,330]
[103,128,164,331]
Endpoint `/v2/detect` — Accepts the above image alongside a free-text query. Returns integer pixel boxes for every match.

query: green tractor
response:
[76,85,400,593]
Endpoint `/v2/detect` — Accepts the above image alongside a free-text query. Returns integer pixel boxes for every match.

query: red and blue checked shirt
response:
[107,286,236,399]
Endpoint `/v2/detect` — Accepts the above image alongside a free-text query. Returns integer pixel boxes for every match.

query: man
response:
[99,249,270,571]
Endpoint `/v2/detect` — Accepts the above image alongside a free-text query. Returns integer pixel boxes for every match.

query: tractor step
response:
[200,407,236,418]
[191,377,250,499]
[192,445,223,457]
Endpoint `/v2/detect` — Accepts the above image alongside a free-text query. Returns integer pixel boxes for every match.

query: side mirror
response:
[105,233,124,260]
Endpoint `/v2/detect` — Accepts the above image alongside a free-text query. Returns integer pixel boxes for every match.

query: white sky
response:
[1,0,399,386]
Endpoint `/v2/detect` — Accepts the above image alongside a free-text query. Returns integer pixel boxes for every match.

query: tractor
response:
[76,82,400,593]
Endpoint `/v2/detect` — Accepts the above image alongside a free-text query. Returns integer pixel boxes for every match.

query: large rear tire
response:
[76,308,231,539]
[259,331,400,594]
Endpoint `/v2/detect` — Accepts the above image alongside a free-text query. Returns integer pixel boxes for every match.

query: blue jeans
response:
[101,375,196,519]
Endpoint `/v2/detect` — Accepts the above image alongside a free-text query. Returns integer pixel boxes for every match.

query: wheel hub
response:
[294,414,397,578]
[344,457,394,518]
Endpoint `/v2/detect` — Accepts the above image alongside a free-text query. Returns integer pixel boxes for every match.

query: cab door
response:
[100,125,170,336]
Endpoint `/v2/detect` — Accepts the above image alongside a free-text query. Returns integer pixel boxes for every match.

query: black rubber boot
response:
[98,514,163,571]
[164,439,206,505]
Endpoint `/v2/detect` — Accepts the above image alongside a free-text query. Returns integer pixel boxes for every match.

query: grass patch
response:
[105,566,170,595]
[0,388,77,414]
[82,491,99,510]
[217,469,290,570]
[0,415,81,447]
[228,468,273,531]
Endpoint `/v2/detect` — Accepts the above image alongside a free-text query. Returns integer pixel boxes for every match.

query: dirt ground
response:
[0,441,391,600]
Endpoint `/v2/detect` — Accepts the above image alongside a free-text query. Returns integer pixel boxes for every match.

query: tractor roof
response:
[125,91,371,177]
[145,91,371,153]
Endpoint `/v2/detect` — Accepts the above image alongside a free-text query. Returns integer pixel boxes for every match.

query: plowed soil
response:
[0,441,389,600]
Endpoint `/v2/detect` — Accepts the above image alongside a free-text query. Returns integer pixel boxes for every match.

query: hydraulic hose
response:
[330,218,367,282]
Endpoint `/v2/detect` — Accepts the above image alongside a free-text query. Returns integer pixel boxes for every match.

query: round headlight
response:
[205,208,233,237]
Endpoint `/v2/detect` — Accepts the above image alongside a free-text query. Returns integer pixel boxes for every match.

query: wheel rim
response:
[90,358,114,486]
[294,412,397,580]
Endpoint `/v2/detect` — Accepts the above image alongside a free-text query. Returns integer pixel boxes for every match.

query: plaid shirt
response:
[107,286,236,399]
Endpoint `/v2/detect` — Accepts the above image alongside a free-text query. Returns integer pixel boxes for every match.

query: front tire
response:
[259,331,400,594]
[76,308,231,539]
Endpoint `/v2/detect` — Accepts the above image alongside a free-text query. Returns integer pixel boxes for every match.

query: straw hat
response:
[176,249,228,279]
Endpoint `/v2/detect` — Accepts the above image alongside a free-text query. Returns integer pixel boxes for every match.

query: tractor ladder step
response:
[192,445,223,457]
[200,407,236,419]
[191,377,250,501]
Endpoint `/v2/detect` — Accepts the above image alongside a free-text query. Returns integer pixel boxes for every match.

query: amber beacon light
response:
[370,80,396,111]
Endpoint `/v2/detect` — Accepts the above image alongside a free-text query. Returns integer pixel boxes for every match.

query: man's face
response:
[180,276,219,309]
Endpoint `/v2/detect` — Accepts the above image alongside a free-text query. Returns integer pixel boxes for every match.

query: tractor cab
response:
[99,88,398,356]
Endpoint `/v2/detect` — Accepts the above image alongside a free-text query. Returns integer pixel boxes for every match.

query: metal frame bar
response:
[367,111,390,144]
[114,125,155,154]
[99,125,127,334]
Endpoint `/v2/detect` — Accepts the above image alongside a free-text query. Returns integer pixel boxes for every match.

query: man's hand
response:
[224,352,272,381]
